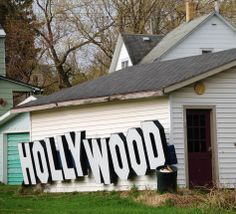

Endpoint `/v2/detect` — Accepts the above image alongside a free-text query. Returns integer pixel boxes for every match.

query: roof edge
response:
[158,12,236,61]
[215,12,236,32]
[158,12,216,60]
[141,12,215,63]
[11,90,164,114]
[164,59,236,93]
[108,34,123,73]
[0,75,42,92]
[0,95,37,126]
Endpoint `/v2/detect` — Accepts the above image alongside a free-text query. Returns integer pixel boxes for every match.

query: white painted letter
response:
[126,128,147,175]
[32,141,49,184]
[83,138,111,184]
[65,132,87,176]
[141,121,166,169]
[56,135,76,180]
[44,138,63,181]
[109,133,130,180]
[18,142,36,185]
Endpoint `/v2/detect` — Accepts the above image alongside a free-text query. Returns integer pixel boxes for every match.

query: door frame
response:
[183,105,219,188]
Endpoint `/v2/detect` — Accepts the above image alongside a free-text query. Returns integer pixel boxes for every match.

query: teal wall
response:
[0,38,5,76]
[0,113,30,183]
[7,132,29,185]
[0,36,35,117]
[0,80,32,116]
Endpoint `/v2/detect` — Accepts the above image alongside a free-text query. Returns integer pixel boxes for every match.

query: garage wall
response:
[171,67,236,187]
[31,98,170,192]
[0,113,30,183]
[7,132,29,185]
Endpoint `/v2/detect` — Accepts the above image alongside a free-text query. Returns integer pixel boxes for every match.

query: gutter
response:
[11,90,164,114]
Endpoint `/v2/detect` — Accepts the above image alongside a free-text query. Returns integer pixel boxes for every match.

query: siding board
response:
[162,16,236,61]
[171,67,236,187]
[7,132,29,185]
[31,98,170,192]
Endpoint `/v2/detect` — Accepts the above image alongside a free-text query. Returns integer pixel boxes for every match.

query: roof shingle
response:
[122,33,163,64]
[16,48,236,109]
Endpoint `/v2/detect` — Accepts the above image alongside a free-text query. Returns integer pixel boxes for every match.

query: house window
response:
[202,49,213,54]
[121,60,129,69]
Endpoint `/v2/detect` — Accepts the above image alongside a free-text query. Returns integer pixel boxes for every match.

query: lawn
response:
[0,185,234,214]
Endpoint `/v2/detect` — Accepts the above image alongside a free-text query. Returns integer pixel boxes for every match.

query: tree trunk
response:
[56,65,72,89]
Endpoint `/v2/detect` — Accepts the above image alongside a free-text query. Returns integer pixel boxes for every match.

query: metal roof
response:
[15,48,236,110]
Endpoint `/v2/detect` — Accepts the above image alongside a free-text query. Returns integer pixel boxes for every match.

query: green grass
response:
[0,185,234,214]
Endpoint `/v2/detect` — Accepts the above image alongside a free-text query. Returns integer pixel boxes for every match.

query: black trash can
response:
[156,165,177,194]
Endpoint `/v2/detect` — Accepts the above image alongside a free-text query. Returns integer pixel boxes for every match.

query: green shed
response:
[0,96,37,184]
[0,110,33,184]
[0,26,40,184]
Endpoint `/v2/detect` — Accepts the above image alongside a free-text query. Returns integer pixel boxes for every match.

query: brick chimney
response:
[0,25,6,77]
[186,0,195,22]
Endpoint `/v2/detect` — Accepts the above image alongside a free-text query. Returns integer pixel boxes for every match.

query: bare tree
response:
[33,0,236,91]
[33,0,114,89]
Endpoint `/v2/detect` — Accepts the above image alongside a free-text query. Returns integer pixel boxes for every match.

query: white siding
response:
[170,67,236,187]
[115,43,133,71]
[162,16,236,61]
[31,98,169,192]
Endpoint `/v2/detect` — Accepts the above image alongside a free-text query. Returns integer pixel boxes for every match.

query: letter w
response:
[83,138,111,184]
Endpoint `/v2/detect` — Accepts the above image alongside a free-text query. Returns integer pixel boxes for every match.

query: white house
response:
[110,11,236,73]
[142,12,236,63]
[109,33,163,73]
[13,48,236,192]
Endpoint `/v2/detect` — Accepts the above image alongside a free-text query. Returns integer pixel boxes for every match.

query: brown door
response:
[186,109,212,187]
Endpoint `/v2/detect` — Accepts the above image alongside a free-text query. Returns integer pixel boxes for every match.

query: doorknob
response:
[208,147,212,152]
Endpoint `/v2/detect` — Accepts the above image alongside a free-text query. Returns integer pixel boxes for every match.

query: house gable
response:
[162,14,236,61]
[114,42,133,72]
[109,33,162,73]
[109,34,134,73]
[142,12,236,63]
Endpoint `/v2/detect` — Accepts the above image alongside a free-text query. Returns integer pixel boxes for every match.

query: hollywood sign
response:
[18,120,176,185]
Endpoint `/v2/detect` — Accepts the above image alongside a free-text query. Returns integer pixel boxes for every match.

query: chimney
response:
[0,25,6,77]
[186,0,195,22]
[214,0,220,13]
